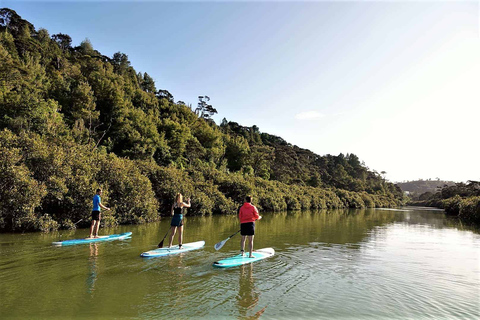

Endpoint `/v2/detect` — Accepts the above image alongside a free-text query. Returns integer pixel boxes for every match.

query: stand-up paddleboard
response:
[52,232,132,246]
[213,248,275,268]
[141,241,205,258]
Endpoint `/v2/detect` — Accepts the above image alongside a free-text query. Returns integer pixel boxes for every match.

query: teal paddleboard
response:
[52,232,132,246]
[141,240,205,258]
[213,248,275,268]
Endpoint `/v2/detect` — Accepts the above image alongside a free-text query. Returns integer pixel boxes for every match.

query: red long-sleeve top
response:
[238,202,260,224]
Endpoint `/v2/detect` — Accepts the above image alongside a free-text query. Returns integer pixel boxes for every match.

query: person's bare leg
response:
[240,235,246,256]
[178,225,183,248]
[168,226,177,247]
[248,235,254,258]
[94,219,101,238]
[88,221,95,238]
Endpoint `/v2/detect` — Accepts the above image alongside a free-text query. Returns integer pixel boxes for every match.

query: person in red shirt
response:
[238,195,262,258]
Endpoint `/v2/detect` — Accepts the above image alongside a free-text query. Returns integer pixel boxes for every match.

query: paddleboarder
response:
[168,193,191,249]
[88,188,110,239]
[239,195,262,258]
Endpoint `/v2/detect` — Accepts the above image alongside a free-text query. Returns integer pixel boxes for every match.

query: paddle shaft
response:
[227,229,241,240]
[214,218,259,250]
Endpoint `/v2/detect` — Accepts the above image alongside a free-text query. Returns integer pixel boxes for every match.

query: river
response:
[0,207,479,319]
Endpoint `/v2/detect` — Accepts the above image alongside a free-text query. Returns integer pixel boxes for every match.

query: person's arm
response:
[182,198,191,208]
[253,206,261,220]
[171,204,174,216]
[100,203,110,211]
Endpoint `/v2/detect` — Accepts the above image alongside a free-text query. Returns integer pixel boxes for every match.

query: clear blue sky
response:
[3,1,479,182]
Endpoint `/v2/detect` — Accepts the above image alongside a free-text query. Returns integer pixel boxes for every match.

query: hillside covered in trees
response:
[0,9,404,232]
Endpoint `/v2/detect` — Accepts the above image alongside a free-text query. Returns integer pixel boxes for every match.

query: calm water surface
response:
[1,207,479,319]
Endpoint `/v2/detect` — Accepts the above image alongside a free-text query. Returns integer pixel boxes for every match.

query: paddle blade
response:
[214,239,227,251]
[158,239,164,248]
[158,230,169,248]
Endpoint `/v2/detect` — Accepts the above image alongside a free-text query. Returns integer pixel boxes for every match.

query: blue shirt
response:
[92,195,101,211]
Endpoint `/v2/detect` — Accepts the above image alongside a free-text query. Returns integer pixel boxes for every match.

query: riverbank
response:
[408,196,480,225]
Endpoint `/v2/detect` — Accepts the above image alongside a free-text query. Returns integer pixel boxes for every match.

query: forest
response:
[0,9,404,232]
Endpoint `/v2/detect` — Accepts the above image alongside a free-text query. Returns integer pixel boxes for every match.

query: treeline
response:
[0,9,403,232]
[409,181,480,224]
[397,179,456,200]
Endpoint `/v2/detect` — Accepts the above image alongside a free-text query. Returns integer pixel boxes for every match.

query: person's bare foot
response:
[94,235,99,238]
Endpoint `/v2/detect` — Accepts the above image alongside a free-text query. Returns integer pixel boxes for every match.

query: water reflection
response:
[166,253,187,309]
[87,243,98,294]
[236,264,267,319]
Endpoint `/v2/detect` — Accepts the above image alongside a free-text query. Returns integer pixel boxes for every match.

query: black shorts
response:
[91,211,100,221]
[241,222,255,236]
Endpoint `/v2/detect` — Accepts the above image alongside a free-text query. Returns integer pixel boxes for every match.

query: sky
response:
[2,0,479,183]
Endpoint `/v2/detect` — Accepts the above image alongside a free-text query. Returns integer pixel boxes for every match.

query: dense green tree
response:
[249,145,274,179]
[141,72,156,93]
[224,135,250,171]
[0,130,47,231]
[195,95,217,120]
[52,33,72,51]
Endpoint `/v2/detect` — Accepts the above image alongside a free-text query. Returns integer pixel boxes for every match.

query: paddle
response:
[157,229,170,248]
[214,230,241,251]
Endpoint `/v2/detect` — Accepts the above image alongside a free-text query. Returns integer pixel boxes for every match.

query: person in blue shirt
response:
[88,188,111,239]
[168,193,191,249]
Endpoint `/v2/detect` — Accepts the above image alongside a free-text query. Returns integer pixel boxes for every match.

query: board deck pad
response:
[213,248,275,268]
[141,240,205,257]
[52,232,132,246]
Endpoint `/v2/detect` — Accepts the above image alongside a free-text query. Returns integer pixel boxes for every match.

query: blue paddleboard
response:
[213,248,275,268]
[141,240,205,258]
[52,232,132,246]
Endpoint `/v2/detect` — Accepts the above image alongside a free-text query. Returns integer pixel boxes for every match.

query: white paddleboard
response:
[141,240,205,258]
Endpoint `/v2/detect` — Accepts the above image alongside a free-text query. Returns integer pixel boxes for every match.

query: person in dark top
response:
[238,195,262,258]
[168,193,191,249]
[88,188,110,239]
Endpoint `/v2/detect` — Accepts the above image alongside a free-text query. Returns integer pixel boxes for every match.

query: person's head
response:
[245,195,252,203]
[96,188,102,195]
[176,193,183,203]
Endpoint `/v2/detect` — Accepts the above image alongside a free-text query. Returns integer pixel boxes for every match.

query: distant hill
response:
[397,180,456,195]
